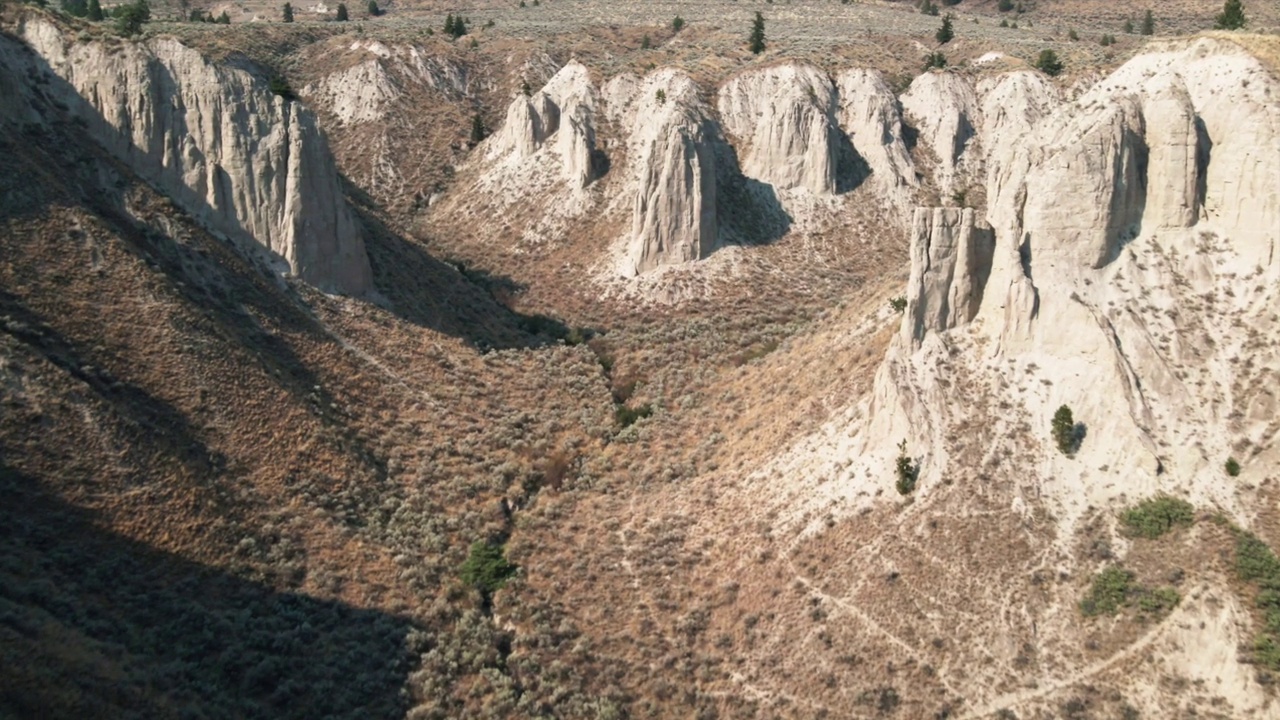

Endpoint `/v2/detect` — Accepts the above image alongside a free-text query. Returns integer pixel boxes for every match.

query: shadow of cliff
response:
[832,126,871,195]
[713,137,793,249]
[0,462,419,720]
[343,179,596,351]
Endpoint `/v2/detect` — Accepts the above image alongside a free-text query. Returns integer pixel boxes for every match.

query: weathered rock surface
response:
[900,71,980,198]
[717,63,837,195]
[901,207,992,348]
[835,68,917,217]
[16,19,371,295]
[621,69,719,275]
[486,62,594,188]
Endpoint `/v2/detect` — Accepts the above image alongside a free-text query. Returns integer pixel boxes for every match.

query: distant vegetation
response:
[923,51,947,70]
[460,540,518,597]
[1225,457,1241,476]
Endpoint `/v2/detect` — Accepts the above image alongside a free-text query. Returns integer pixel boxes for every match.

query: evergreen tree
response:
[282,2,293,22]
[217,10,230,23]
[672,16,684,32]
[936,13,954,44]
[469,113,486,144]
[1052,405,1077,455]
[366,0,379,16]
[1123,18,1134,34]
[336,2,348,20]
[1034,48,1063,76]
[923,51,947,70]
[1215,0,1246,30]
[114,1,147,35]
[641,34,651,50]
[87,0,103,20]
[444,13,454,35]
[1140,9,1154,35]
[748,12,765,55]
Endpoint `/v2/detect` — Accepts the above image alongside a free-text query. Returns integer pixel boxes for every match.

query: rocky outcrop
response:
[977,71,1059,193]
[900,71,980,198]
[303,59,399,126]
[16,19,371,295]
[902,207,993,348]
[717,63,837,195]
[1141,77,1200,230]
[1016,94,1149,272]
[835,69,917,217]
[621,70,719,275]
[487,63,594,188]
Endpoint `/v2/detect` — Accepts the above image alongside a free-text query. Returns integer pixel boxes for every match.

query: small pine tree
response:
[672,16,684,32]
[282,2,293,22]
[366,0,379,16]
[1035,48,1064,76]
[748,12,766,54]
[444,14,454,34]
[997,0,1014,10]
[470,113,486,144]
[1215,0,1246,30]
[87,0,103,20]
[923,51,947,70]
[217,10,230,23]
[336,2,348,20]
[521,79,531,96]
[1052,405,1076,455]
[936,13,954,44]
[1141,9,1154,35]
[1225,457,1241,476]
[641,34,651,50]
[114,1,148,35]
[1123,18,1134,34]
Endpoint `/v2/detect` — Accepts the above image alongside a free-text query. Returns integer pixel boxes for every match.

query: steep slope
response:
[10,17,371,294]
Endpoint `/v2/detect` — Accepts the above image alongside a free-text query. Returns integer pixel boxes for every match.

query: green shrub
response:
[460,540,517,595]
[268,75,296,101]
[889,296,907,313]
[1080,566,1134,616]
[1136,586,1180,615]
[895,440,918,496]
[997,0,1014,10]
[1225,457,1241,477]
[935,13,954,44]
[672,15,684,32]
[1215,0,1246,30]
[923,51,947,71]
[1235,532,1280,584]
[615,404,652,429]
[1120,496,1195,539]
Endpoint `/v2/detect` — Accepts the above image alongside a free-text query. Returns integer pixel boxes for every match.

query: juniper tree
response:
[282,2,293,22]
[87,0,103,20]
[366,0,379,16]
[1035,49,1064,76]
[336,2,348,20]
[1141,9,1154,35]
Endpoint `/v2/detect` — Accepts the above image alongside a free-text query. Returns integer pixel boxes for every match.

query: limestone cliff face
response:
[901,207,992,348]
[622,70,719,275]
[717,63,838,195]
[835,68,917,218]
[17,19,371,295]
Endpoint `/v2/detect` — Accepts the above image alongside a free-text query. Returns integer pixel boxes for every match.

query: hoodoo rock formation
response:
[12,19,372,295]
[717,63,838,195]
[620,70,719,275]
[835,68,917,219]
[900,71,981,199]
[902,207,992,348]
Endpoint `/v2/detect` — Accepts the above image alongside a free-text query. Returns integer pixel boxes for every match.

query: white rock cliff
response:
[15,19,372,295]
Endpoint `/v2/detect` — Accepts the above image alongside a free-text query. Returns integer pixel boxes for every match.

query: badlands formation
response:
[3,4,1280,719]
